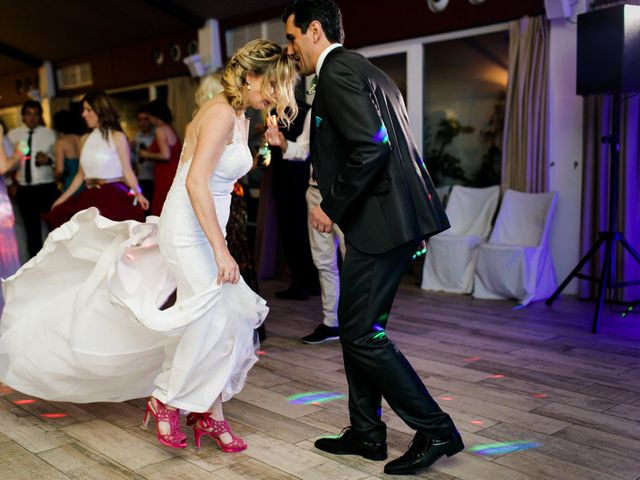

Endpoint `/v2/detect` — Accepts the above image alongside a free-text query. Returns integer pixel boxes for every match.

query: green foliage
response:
[424,117,474,185]
[474,95,505,187]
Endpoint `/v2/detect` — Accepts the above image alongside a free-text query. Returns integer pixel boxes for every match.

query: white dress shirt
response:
[316,43,343,76]
[7,126,56,185]
[282,110,318,186]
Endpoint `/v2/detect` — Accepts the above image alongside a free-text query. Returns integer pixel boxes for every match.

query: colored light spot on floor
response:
[287,391,346,405]
[469,441,541,456]
[464,357,481,362]
[41,413,68,419]
[13,399,36,405]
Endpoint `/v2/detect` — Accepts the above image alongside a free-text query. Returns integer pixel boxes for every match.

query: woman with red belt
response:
[45,91,149,228]
[138,99,181,217]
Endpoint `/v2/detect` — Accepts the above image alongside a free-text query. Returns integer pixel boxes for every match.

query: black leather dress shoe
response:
[315,427,387,461]
[384,429,464,475]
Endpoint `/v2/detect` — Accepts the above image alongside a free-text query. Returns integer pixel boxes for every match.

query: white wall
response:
[547,7,586,295]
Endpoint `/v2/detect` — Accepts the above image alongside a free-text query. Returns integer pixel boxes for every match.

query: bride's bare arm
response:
[185,102,239,284]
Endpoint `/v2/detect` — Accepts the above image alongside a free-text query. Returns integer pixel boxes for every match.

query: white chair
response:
[421,185,500,294]
[473,189,558,305]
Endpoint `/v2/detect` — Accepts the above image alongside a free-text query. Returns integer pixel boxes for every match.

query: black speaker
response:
[576,4,640,95]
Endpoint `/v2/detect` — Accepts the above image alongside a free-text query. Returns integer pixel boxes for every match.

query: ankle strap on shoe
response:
[187,412,230,435]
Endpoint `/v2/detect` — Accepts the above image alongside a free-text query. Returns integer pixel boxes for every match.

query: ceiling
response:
[0,0,288,76]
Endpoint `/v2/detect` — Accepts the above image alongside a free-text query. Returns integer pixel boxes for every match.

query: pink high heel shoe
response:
[186,412,247,453]
[142,398,187,449]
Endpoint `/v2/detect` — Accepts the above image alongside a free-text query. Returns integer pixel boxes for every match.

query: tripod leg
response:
[592,237,613,333]
[620,237,640,264]
[546,236,605,306]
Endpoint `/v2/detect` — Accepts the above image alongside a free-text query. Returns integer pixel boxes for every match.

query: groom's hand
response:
[310,205,333,233]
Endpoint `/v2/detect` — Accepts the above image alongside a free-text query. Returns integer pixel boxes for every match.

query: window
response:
[423,31,508,187]
[369,53,407,104]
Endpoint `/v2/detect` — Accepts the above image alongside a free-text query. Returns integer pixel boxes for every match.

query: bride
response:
[0,39,298,452]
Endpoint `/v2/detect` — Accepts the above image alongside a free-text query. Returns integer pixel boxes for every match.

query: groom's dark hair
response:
[282,0,345,44]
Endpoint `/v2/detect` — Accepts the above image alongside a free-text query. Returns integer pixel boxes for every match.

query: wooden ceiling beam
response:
[0,41,41,67]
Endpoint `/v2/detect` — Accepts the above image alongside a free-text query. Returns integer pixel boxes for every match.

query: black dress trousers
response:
[338,239,455,441]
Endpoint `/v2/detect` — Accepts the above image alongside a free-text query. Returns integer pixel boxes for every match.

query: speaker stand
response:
[546,93,640,333]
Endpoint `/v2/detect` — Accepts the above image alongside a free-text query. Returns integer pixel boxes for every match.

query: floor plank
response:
[1,281,639,479]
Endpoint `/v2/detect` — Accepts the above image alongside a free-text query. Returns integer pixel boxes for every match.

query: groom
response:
[282,0,463,475]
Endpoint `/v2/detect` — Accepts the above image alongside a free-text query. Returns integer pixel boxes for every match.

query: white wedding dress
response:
[0,115,266,412]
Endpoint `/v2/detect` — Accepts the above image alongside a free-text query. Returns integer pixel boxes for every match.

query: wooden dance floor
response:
[1,280,640,479]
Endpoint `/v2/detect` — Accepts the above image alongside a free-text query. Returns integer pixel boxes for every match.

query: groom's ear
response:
[309,20,324,43]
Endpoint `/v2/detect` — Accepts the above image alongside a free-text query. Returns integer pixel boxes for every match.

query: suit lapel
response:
[309,47,346,183]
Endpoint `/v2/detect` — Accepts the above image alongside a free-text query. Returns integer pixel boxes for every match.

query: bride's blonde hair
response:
[222,39,298,126]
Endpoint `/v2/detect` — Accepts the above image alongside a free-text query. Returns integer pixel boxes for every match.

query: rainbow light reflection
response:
[469,440,541,456]
[412,246,427,260]
[287,391,345,405]
[373,124,389,144]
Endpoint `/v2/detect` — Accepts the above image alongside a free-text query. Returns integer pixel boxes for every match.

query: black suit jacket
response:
[311,47,450,254]
[271,102,310,201]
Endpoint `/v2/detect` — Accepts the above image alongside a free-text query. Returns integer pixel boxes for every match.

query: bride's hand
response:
[214,246,240,284]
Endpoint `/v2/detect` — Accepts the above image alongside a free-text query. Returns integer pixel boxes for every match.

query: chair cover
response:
[473,189,558,305]
[421,185,500,294]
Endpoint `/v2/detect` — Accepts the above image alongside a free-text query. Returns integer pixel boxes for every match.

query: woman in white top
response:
[0,40,297,454]
[44,92,149,228]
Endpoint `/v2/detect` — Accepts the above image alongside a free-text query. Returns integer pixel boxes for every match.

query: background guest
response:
[138,99,180,217]
[266,110,345,343]
[268,100,320,300]
[45,91,149,228]
[53,109,83,191]
[6,100,57,257]
[130,105,155,212]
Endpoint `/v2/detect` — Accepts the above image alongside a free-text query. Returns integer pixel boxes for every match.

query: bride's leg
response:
[142,396,187,449]
[149,397,173,436]
[208,397,233,445]
[186,397,247,452]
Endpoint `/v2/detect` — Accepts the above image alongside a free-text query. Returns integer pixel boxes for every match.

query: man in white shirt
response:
[266,109,345,344]
[7,100,58,257]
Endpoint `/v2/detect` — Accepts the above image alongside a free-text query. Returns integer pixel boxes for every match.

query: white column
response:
[547,11,585,295]
[406,43,424,158]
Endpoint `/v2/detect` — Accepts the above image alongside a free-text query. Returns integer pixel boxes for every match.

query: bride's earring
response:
[247,82,252,91]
